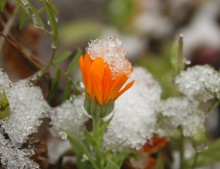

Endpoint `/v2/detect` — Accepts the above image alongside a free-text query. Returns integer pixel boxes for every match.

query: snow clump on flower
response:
[104,67,161,150]
[175,65,220,101]
[1,80,50,146]
[157,97,205,137]
[50,95,90,138]
[86,35,132,79]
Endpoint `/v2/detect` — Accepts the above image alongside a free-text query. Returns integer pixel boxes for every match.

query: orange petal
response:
[90,58,105,105]
[83,54,93,96]
[102,66,113,104]
[107,74,128,101]
[117,80,135,98]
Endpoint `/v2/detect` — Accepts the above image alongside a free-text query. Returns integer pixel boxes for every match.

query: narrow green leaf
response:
[19,7,27,30]
[0,0,7,12]
[62,81,72,101]
[83,128,98,147]
[170,42,178,73]
[66,48,82,74]
[28,2,46,31]
[65,130,98,169]
[185,138,220,168]
[105,160,120,169]
[43,0,59,48]
[53,51,72,63]
[0,92,10,120]
[111,150,134,167]
[48,0,59,14]
[100,115,113,137]
[170,35,184,76]
[48,69,61,103]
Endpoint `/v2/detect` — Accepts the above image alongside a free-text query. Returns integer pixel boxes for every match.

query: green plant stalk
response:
[190,153,199,169]
[34,48,57,83]
[92,117,105,169]
[178,34,184,72]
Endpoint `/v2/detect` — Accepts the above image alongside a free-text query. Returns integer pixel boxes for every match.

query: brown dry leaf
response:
[1,26,43,81]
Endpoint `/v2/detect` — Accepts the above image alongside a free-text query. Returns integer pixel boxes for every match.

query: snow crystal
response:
[157,97,205,137]
[0,133,39,169]
[175,65,220,101]
[1,80,50,146]
[104,67,161,150]
[50,95,90,138]
[86,36,132,79]
[0,70,11,93]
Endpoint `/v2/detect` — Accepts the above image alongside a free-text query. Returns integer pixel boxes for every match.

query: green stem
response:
[92,117,103,169]
[34,48,56,83]
[178,34,184,73]
[208,99,220,113]
[180,128,185,169]
[190,153,199,169]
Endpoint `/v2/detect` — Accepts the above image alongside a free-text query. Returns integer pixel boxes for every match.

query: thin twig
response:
[0,32,44,69]
[0,5,19,53]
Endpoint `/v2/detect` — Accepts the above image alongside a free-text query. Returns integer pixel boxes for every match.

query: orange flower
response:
[79,54,134,106]
[143,135,168,154]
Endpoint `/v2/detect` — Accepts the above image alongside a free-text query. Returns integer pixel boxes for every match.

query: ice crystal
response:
[50,95,89,137]
[0,133,39,169]
[175,65,220,101]
[104,67,161,150]
[86,36,132,79]
[157,97,205,136]
[1,80,50,146]
[0,70,11,93]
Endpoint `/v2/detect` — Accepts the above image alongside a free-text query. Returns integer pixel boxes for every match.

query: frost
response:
[0,133,39,169]
[0,70,11,93]
[175,65,220,101]
[104,67,161,150]
[86,36,132,79]
[157,97,205,137]
[20,0,29,6]
[50,95,90,138]
[1,80,50,146]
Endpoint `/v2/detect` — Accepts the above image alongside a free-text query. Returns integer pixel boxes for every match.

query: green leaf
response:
[99,115,113,137]
[48,0,59,14]
[66,48,82,74]
[83,128,98,147]
[65,130,98,169]
[105,160,120,169]
[185,138,220,168]
[19,7,27,30]
[0,92,10,120]
[28,2,46,31]
[111,149,134,167]
[107,0,135,28]
[43,0,59,48]
[0,0,7,12]
[170,42,178,74]
[62,81,72,101]
[170,35,184,76]
[53,51,72,63]
[48,68,61,104]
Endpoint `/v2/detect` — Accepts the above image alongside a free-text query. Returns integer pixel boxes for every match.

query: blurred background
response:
[1,0,220,168]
